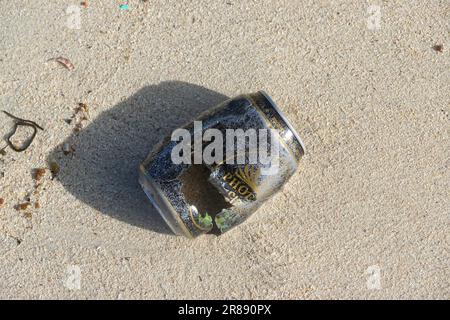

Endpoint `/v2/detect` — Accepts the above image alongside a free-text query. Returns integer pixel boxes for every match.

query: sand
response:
[0,1,448,299]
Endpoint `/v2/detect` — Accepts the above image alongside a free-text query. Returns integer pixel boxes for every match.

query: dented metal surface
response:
[139,91,305,238]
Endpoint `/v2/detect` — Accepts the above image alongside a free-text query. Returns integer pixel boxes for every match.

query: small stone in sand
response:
[17,202,31,211]
[73,123,83,133]
[23,212,32,219]
[432,44,443,52]
[49,161,61,178]
[77,102,89,114]
[34,168,46,181]
[62,143,72,155]
[0,198,4,208]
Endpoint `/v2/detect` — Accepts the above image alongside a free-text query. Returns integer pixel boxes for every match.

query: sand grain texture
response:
[0,0,448,299]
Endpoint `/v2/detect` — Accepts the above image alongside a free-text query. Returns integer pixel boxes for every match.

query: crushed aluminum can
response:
[139,91,305,238]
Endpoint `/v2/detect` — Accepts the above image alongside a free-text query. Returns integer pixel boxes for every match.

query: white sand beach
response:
[0,1,448,299]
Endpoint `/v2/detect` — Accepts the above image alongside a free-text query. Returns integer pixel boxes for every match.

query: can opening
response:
[179,165,231,233]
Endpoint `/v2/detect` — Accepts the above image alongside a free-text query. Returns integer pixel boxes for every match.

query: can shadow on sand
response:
[47,81,229,235]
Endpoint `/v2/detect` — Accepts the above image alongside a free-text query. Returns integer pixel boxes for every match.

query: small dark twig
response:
[2,111,44,152]
[2,111,44,130]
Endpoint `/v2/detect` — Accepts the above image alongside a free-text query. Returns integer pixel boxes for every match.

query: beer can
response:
[139,91,305,238]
